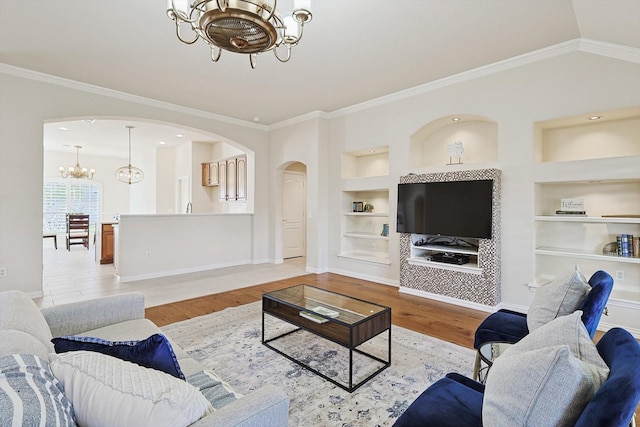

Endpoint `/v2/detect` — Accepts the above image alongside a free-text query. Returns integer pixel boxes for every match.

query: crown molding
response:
[0,63,267,131]
[268,110,330,130]
[3,37,637,130]
[328,38,639,119]
[578,38,640,64]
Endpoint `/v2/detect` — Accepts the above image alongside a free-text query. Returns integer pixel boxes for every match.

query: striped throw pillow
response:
[0,353,76,427]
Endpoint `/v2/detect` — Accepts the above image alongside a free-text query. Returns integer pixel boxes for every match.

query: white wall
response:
[117,213,253,282]
[156,146,177,214]
[268,117,329,271]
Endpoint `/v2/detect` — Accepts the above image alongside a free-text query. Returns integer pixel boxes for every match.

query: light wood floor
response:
[146,272,488,349]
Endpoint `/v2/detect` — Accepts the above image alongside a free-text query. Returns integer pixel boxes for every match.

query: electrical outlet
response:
[145,251,151,259]
[615,270,625,281]
[0,267,7,278]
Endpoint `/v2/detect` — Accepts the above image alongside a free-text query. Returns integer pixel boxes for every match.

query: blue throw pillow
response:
[52,333,185,380]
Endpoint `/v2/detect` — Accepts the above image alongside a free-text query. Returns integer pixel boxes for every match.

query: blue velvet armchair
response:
[393,327,640,427]
[473,270,614,348]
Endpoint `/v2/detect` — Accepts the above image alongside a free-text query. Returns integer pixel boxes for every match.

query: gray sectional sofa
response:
[0,290,289,426]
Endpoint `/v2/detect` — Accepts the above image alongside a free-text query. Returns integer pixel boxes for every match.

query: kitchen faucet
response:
[186,202,192,214]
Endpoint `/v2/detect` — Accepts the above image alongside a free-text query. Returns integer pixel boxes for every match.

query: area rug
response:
[162,302,475,426]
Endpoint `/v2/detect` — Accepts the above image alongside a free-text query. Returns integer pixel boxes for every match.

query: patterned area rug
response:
[162,302,475,426]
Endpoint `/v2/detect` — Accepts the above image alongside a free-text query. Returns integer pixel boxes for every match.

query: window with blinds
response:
[43,178,102,233]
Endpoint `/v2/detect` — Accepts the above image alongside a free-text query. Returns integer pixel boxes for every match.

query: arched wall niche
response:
[410,114,498,168]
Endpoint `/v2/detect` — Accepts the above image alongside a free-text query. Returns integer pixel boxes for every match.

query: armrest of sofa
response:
[41,292,146,337]
[189,385,289,427]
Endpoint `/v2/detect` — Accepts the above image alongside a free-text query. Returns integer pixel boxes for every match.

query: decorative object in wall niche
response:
[602,242,618,256]
[353,202,364,212]
[556,198,585,215]
[446,141,464,165]
[381,224,389,237]
[364,203,374,213]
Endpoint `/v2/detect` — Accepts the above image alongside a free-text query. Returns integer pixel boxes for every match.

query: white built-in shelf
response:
[343,232,389,240]
[338,252,390,266]
[535,216,640,224]
[408,256,482,275]
[536,247,640,264]
[411,244,478,256]
[343,212,389,217]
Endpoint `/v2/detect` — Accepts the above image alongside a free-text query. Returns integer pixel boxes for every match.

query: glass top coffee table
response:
[262,284,391,392]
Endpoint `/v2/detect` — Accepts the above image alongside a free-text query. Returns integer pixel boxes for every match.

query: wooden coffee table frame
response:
[262,284,391,392]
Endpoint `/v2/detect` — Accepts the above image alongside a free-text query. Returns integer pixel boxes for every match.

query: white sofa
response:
[0,290,289,426]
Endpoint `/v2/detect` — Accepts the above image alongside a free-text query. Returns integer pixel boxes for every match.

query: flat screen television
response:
[397,179,493,239]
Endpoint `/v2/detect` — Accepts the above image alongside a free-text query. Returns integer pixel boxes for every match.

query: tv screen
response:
[397,180,493,239]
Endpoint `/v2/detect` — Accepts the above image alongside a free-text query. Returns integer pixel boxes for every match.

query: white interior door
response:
[283,171,305,259]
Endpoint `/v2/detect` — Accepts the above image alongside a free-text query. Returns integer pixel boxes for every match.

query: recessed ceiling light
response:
[81,119,95,123]
[368,150,376,153]
[159,141,166,145]
[58,127,69,131]
[588,116,602,121]
[253,117,260,122]
[452,117,461,122]
[176,134,184,138]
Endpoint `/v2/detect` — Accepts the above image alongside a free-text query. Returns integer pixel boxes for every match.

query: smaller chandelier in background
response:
[59,145,95,179]
[116,126,144,185]
[167,0,313,69]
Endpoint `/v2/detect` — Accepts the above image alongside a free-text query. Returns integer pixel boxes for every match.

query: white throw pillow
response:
[49,351,213,427]
[527,265,590,332]
[483,312,609,427]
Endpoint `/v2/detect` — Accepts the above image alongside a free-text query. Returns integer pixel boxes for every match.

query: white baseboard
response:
[27,290,44,299]
[118,259,253,283]
[328,268,398,287]
[398,287,496,313]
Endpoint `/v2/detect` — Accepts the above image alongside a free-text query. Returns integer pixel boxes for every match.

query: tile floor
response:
[37,240,307,308]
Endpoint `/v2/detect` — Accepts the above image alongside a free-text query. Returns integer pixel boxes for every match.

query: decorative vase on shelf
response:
[364,203,374,213]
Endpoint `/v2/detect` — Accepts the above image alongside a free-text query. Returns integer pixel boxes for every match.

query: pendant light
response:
[115,125,144,184]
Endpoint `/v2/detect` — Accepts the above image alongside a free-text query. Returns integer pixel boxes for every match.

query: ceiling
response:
[1,0,639,156]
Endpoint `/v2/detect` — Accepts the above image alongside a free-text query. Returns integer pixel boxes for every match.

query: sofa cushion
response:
[512,311,609,372]
[0,290,55,354]
[483,312,609,427]
[0,354,76,427]
[0,330,51,360]
[49,351,212,427]
[52,333,185,380]
[187,370,243,410]
[527,266,590,332]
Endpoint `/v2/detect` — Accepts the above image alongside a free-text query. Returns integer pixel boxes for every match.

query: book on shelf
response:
[635,236,640,258]
[616,234,635,257]
[555,210,587,216]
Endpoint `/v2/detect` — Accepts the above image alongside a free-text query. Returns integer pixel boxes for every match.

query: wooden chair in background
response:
[66,214,90,250]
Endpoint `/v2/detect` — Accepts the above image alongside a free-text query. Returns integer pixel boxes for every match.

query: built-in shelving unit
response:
[534,181,640,300]
[339,189,390,265]
[408,238,482,275]
[339,146,391,266]
[533,106,640,332]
